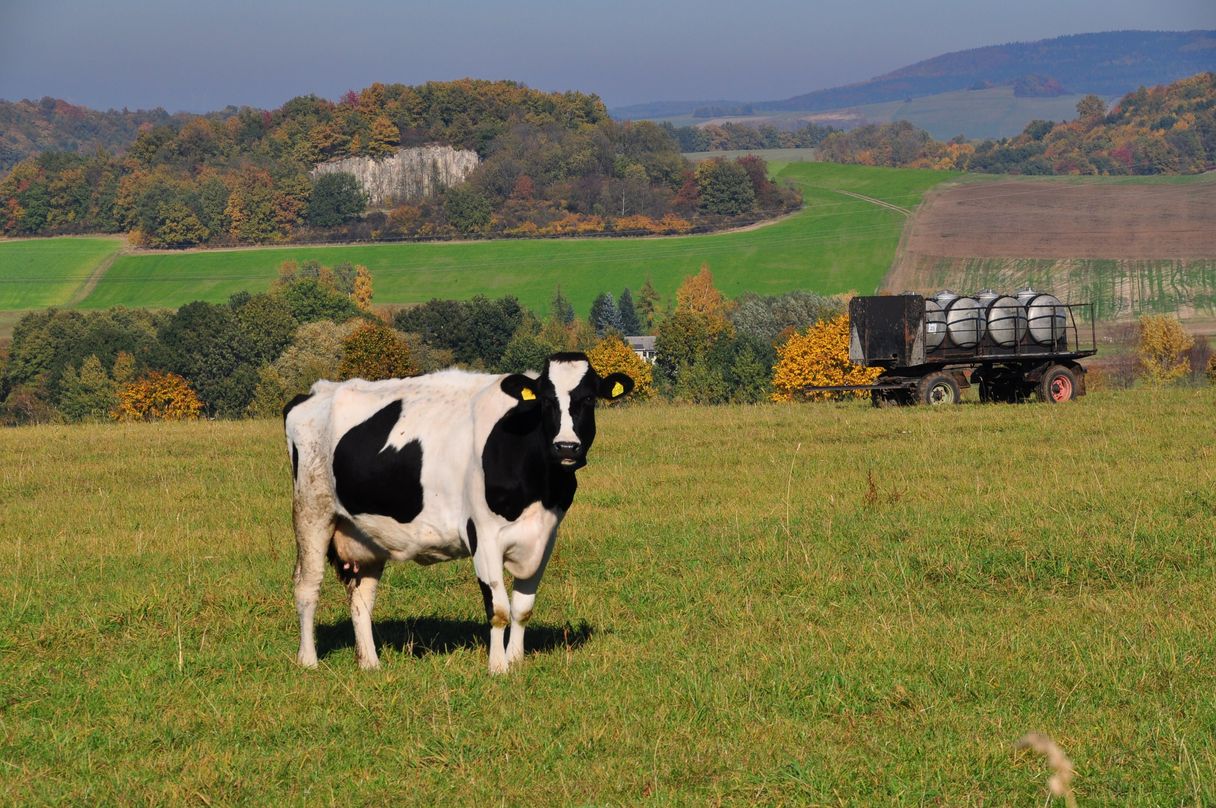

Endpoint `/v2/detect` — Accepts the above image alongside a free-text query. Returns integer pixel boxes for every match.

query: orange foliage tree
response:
[675,264,734,337]
[771,313,881,401]
[112,371,204,421]
[587,335,654,401]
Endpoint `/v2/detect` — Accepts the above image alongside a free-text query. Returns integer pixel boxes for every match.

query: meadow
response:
[1,388,1212,804]
[0,236,122,310]
[0,162,953,320]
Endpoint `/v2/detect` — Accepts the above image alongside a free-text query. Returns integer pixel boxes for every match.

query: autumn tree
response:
[771,313,881,401]
[675,264,734,337]
[1136,314,1194,385]
[352,265,374,310]
[588,334,654,401]
[112,371,203,421]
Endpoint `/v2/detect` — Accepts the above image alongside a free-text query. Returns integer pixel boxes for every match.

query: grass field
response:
[1,389,1213,804]
[0,236,123,310]
[72,163,954,316]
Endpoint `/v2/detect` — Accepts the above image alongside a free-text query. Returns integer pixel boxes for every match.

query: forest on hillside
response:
[681,73,1216,175]
[0,80,798,246]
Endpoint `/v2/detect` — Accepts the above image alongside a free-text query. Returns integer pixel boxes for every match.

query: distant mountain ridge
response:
[609,30,1216,119]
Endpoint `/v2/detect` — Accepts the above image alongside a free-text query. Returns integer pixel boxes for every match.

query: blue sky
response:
[1,0,1213,111]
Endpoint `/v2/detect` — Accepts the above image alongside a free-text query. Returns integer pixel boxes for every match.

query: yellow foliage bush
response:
[1136,314,1194,385]
[771,313,881,401]
[587,335,654,402]
[112,371,203,422]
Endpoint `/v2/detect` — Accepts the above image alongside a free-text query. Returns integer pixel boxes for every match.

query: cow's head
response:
[500,352,633,470]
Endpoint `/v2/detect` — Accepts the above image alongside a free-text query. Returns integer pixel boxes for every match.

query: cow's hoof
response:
[488,657,509,676]
[297,653,318,669]
[358,656,380,671]
[506,645,525,666]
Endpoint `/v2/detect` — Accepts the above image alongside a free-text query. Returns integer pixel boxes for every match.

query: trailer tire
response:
[918,373,960,406]
[1038,365,1078,403]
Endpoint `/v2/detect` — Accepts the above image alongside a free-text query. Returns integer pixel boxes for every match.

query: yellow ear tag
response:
[611,381,625,398]
[521,388,536,401]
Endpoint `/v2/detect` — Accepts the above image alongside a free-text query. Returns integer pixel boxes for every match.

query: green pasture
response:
[77,163,954,315]
[1,388,1212,803]
[0,236,123,310]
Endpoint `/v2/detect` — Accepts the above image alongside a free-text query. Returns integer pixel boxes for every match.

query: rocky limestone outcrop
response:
[311,145,479,207]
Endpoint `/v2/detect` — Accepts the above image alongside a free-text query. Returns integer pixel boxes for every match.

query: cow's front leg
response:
[346,562,384,670]
[506,529,556,667]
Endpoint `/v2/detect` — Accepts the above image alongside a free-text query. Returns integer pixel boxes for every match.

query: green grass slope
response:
[80,163,954,315]
[0,389,1212,803]
[0,236,123,309]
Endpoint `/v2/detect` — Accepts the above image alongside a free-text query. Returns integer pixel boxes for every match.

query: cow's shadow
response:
[315,615,595,660]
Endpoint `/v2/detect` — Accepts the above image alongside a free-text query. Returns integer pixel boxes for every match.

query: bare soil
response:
[896,178,1216,261]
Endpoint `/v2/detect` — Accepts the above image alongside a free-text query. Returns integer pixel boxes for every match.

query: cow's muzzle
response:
[552,441,582,467]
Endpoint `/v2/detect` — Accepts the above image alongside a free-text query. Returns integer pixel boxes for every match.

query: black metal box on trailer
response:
[849,295,926,368]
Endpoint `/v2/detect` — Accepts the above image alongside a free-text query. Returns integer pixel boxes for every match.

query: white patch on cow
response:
[546,359,589,455]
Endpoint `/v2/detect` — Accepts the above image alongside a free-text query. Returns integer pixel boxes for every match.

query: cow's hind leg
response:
[345,562,384,670]
[469,521,511,675]
[293,507,333,668]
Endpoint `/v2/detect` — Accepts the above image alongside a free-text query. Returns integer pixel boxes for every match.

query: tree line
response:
[0,80,800,247]
[0,263,860,425]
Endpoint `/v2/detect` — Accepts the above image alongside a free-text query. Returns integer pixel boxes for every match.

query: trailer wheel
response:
[1038,365,1078,403]
[918,373,960,406]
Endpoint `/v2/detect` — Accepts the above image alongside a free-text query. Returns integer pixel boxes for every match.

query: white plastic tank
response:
[1025,292,1067,346]
[973,289,1000,341]
[985,295,1028,347]
[944,296,982,348]
[924,298,946,351]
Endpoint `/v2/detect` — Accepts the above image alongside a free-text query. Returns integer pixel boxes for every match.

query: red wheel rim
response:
[1050,376,1072,402]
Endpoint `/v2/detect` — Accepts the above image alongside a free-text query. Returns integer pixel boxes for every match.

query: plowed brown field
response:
[885,175,1216,325]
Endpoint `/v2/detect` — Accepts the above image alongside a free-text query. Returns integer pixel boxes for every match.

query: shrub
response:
[587,335,654,401]
[1136,314,1193,385]
[113,371,203,421]
[338,321,417,381]
[771,313,882,401]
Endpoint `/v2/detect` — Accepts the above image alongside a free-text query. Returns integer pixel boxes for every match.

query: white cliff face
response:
[310,145,480,206]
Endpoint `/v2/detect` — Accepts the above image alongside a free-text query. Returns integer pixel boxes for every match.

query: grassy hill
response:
[66,162,953,316]
[1,389,1212,803]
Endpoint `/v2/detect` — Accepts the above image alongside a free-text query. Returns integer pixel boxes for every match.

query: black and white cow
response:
[283,352,633,674]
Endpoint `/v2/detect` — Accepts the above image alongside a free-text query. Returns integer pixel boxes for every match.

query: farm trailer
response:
[819,293,1097,406]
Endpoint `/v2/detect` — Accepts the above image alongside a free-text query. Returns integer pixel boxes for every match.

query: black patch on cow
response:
[477,579,494,623]
[283,392,313,421]
[290,442,300,480]
[482,399,579,521]
[333,400,424,524]
[466,518,478,555]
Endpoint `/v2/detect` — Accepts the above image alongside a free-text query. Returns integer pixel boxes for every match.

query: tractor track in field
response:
[813,188,912,216]
[66,246,127,306]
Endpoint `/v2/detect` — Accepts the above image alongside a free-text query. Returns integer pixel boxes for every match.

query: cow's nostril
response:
[554,441,581,456]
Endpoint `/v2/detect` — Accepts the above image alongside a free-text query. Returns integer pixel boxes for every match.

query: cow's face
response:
[501,352,633,470]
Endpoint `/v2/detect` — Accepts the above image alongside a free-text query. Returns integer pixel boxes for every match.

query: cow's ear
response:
[598,372,634,400]
[501,374,539,403]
